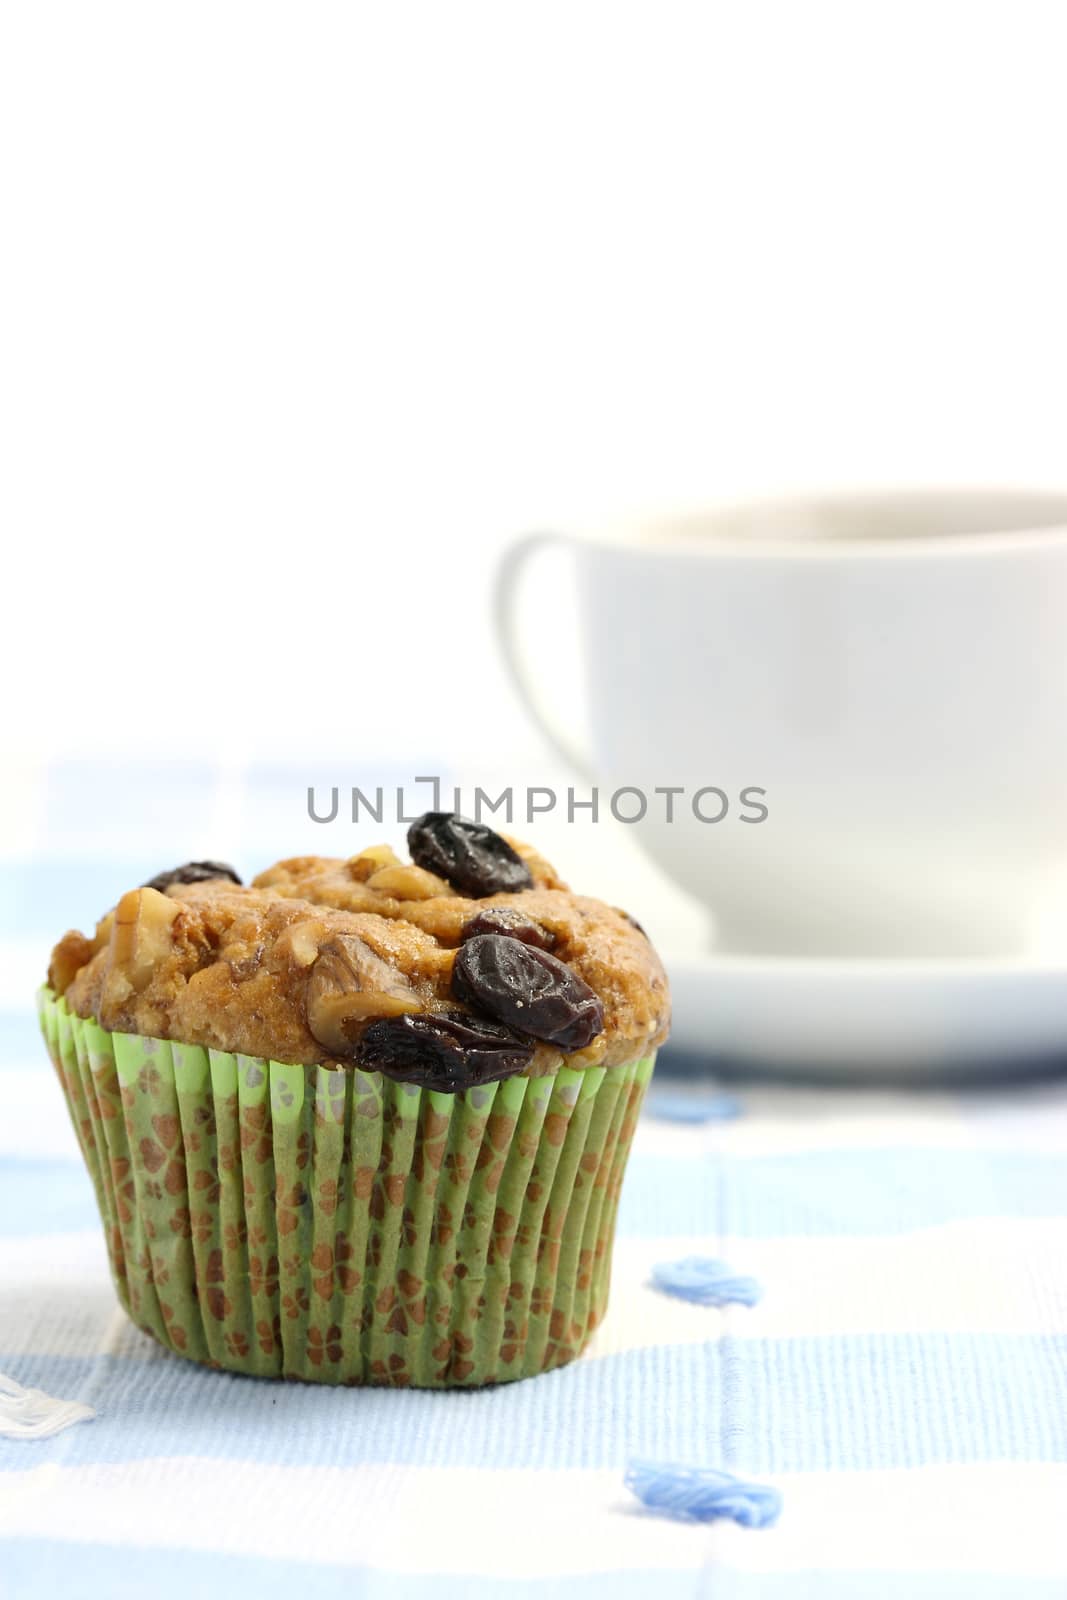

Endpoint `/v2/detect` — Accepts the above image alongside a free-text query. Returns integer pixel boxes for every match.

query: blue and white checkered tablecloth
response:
[1,764,1066,1597]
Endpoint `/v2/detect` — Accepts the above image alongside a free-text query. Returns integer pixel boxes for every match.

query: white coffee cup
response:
[495,489,1067,959]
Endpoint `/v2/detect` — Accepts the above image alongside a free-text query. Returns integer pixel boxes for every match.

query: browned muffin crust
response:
[50,835,670,1073]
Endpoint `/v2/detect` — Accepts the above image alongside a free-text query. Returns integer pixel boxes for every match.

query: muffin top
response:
[48,815,670,1090]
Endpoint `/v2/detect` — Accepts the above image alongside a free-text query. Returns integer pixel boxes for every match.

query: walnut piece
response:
[366,863,451,901]
[347,845,403,882]
[278,919,327,969]
[305,934,421,1055]
[110,888,181,993]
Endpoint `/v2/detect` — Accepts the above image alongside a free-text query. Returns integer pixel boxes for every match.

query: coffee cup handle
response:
[493,531,594,778]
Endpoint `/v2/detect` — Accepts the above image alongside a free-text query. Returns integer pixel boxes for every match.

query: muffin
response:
[40,814,669,1386]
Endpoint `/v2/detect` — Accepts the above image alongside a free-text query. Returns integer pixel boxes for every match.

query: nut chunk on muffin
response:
[41,815,669,1387]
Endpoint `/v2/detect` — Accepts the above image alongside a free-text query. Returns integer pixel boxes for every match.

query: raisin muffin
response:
[40,815,669,1386]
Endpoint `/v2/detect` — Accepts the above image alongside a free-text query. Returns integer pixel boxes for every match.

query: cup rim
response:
[556,484,1067,558]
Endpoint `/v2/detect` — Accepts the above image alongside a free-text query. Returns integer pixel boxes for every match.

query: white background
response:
[3,0,1067,932]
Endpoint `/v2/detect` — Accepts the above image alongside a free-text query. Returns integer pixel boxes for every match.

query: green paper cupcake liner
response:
[38,988,654,1386]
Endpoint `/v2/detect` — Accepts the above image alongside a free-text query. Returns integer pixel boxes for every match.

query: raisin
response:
[451,934,604,1052]
[143,860,242,893]
[360,1010,534,1093]
[407,813,533,898]
[459,906,556,951]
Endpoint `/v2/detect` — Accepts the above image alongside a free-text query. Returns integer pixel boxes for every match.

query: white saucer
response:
[662,950,1067,1077]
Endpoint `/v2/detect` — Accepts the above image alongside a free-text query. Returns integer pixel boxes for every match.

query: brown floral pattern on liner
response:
[40,989,653,1387]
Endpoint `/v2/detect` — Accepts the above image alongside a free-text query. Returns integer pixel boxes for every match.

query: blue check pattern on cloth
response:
[1,762,1066,1598]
